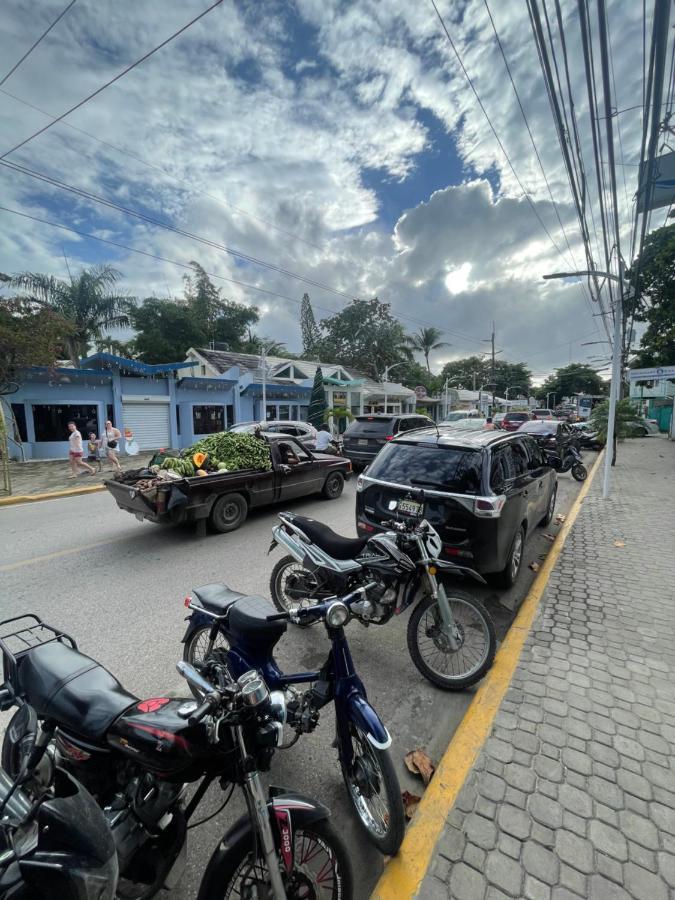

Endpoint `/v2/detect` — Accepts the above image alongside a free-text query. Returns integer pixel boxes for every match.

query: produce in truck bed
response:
[182,432,272,472]
[160,456,195,477]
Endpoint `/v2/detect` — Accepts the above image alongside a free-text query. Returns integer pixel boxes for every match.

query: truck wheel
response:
[322,472,344,500]
[209,493,248,533]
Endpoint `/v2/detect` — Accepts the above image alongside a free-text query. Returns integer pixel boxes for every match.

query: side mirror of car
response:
[280,464,292,475]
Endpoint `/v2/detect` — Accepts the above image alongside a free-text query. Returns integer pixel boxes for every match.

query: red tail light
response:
[385,435,394,441]
[357,520,375,532]
[184,596,192,608]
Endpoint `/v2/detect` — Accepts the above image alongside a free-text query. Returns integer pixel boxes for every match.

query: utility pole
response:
[482,323,497,414]
[261,345,267,421]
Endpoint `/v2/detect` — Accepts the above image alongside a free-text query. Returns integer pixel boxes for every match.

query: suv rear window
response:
[345,417,396,436]
[533,409,553,417]
[504,412,529,422]
[365,442,483,494]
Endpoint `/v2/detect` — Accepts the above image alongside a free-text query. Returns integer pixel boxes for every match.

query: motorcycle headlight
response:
[325,601,350,628]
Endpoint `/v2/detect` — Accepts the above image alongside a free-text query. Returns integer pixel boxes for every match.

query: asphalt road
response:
[0,464,590,898]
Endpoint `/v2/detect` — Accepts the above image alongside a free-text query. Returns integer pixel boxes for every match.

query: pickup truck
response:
[105,432,351,534]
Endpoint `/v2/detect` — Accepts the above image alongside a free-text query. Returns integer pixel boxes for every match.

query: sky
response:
[0,0,657,383]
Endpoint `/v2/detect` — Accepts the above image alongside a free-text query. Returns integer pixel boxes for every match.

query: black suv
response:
[355,427,557,587]
[342,414,434,469]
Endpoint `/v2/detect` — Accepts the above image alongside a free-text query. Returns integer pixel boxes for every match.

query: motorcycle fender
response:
[181,610,214,644]
[196,792,330,900]
[346,694,391,751]
[433,559,488,585]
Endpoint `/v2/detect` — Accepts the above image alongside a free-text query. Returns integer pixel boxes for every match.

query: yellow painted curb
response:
[0,484,105,506]
[371,451,605,899]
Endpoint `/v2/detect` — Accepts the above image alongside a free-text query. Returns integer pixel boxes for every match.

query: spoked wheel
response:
[200,820,352,900]
[407,589,496,690]
[340,722,404,856]
[183,627,229,697]
[270,556,335,626]
[572,463,587,482]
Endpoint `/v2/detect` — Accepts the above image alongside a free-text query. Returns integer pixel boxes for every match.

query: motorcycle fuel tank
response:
[107,697,214,780]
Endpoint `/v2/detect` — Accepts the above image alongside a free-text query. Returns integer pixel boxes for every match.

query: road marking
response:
[371,452,605,900]
[0,536,124,573]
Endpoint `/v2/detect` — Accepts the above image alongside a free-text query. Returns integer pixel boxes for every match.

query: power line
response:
[0,0,77,88]
[0,85,324,252]
[0,0,225,161]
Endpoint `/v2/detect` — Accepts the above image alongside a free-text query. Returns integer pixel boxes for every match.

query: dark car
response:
[342,413,434,470]
[517,419,578,452]
[355,428,557,588]
[502,411,531,432]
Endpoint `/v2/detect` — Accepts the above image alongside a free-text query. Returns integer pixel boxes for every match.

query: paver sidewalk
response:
[5,452,155,498]
[422,436,675,900]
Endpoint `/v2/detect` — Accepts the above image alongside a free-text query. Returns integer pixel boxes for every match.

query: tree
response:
[0,295,74,385]
[538,364,607,403]
[182,261,259,348]
[129,298,206,364]
[440,356,533,398]
[405,327,451,374]
[307,366,327,427]
[300,293,321,358]
[9,265,133,367]
[589,398,642,465]
[626,224,675,366]
[316,298,411,378]
[238,330,287,356]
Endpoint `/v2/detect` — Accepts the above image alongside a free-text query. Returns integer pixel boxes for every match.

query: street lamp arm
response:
[543,270,621,284]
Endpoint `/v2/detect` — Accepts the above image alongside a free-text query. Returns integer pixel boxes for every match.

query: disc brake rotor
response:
[426,620,465,653]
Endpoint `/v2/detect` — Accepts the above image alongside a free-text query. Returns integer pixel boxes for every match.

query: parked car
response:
[531,408,555,420]
[493,412,507,428]
[342,413,434,469]
[440,418,488,430]
[628,418,660,436]
[517,419,578,452]
[229,420,318,445]
[356,427,557,588]
[106,433,350,533]
[442,409,481,422]
[502,411,531,432]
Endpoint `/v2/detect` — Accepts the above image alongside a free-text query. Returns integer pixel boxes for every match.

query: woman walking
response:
[67,422,96,477]
[102,420,123,473]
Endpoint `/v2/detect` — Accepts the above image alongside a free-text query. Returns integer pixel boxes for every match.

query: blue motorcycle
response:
[182,581,405,856]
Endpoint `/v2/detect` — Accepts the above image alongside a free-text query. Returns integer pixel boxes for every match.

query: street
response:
[0,469,588,898]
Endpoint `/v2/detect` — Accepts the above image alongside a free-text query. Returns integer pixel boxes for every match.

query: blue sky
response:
[0,0,648,379]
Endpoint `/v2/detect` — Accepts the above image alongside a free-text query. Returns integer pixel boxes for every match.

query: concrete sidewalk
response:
[421,436,675,899]
[4,452,155,498]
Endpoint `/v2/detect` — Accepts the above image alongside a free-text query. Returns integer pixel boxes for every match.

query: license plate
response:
[398,499,423,516]
[358,439,368,446]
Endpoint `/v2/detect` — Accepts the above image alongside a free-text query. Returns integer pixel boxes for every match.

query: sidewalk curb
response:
[0,484,105,506]
[371,452,605,900]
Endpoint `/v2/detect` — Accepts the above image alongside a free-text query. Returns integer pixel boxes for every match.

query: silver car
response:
[229,420,318,445]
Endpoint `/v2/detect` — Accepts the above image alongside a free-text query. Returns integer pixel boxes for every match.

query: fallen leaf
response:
[555,514,566,524]
[542,533,556,542]
[613,540,625,548]
[529,562,541,572]
[401,790,421,820]
[404,749,435,785]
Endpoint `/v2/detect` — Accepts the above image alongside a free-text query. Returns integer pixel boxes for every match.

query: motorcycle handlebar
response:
[188,696,217,726]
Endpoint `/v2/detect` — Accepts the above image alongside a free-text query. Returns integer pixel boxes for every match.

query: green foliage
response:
[315,298,411,379]
[129,298,205,363]
[323,406,354,422]
[307,366,327,427]
[183,261,259,349]
[626,224,675,366]
[301,293,321,358]
[181,432,272,472]
[8,265,133,367]
[405,326,451,374]
[588,398,642,444]
[0,296,74,384]
[440,356,532,398]
[538,363,608,402]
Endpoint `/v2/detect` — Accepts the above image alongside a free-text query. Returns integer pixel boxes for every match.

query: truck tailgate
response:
[105,479,163,519]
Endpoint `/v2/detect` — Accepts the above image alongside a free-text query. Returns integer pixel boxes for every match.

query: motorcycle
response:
[1,613,351,900]
[544,443,587,481]
[267,495,497,691]
[0,762,119,899]
[182,582,405,856]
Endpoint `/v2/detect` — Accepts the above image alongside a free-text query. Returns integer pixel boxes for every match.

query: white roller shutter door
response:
[121,401,170,450]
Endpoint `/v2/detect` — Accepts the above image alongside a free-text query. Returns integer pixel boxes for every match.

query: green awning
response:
[323,377,365,387]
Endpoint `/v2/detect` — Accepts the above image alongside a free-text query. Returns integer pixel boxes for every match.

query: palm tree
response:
[406,327,451,374]
[9,265,133,367]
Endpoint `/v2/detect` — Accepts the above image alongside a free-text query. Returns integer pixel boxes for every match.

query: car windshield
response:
[441,419,486,430]
[443,411,473,422]
[533,409,552,417]
[366,442,483,494]
[346,417,396,435]
[518,420,560,433]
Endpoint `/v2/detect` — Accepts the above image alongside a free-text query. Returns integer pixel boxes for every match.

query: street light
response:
[543,268,623,499]
[478,383,496,415]
[382,363,403,415]
[442,378,466,418]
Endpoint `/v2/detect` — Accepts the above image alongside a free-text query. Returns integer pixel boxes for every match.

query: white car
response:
[229,420,318,445]
[442,410,481,423]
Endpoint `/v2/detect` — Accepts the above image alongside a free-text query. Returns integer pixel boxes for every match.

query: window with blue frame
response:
[193,405,224,434]
[32,405,98,442]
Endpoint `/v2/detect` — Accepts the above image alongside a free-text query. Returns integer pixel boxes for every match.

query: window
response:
[226,405,234,428]
[278,404,291,421]
[11,404,27,442]
[278,440,311,464]
[511,440,529,475]
[522,436,544,467]
[32,404,98,442]
[192,405,224,434]
[265,405,276,421]
[367,443,483,494]
[489,445,517,492]
[176,407,181,435]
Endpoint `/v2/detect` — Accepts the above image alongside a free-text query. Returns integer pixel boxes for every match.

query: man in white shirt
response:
[314,424,334,452]
[67,421,96,477]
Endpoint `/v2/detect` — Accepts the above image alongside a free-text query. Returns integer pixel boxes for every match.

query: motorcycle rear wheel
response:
[197,819,352,900]
[572,463,588,482]
[407,589,496,690]
[270,556,333,626]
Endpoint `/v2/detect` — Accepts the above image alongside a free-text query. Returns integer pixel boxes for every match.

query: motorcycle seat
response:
[191,583,250,617]
[228,595,287,643]
[17,642,137,741]
[290,515,369,560]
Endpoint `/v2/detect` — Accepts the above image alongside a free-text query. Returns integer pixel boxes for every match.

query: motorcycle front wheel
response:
[197,819,352,900]
[572,463,588,482]
[407,589,496,690]
[270,555,334,626]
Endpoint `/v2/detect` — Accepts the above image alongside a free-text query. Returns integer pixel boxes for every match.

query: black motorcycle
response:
[1,614,352,900]
[0,763,118,899]
[544,443,587,481]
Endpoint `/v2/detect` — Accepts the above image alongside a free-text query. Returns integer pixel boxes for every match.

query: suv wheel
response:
[540,484,557,527]
[498,525,525,588]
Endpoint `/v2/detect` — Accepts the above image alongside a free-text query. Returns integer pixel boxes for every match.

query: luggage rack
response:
[0,614,77,687]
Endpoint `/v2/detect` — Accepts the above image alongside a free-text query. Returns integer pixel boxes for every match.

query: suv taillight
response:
[385,435,394,441]
[474,495,506,518]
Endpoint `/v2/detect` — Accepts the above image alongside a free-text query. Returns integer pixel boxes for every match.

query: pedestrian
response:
[315,423,333,452]
[86,433,101,469]
[102,420,123,473]
[67,422,95,477]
